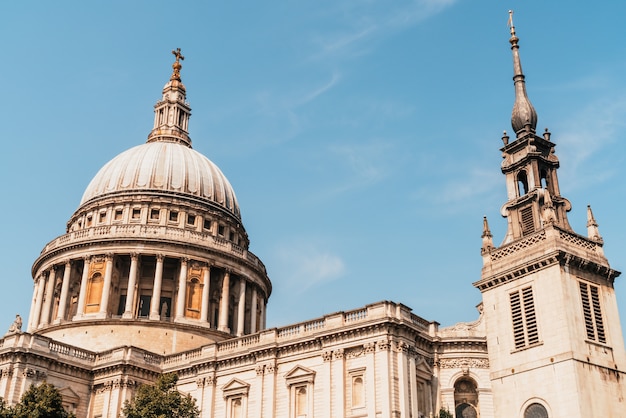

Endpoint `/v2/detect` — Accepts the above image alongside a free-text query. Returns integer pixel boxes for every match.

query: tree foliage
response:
[439,408,454,418]
[122,373,199,418]
[0,382,75,418]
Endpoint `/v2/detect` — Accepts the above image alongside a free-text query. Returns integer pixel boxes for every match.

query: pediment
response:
[416,357,433,378]
[285,365,316,385]
[58,386,79,403]
[222,378,250,398]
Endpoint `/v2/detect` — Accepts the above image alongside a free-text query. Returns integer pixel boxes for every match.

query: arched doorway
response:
[454,377,479,417]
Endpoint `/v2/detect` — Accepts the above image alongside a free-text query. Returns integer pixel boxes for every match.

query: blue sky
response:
[1,1,626,341]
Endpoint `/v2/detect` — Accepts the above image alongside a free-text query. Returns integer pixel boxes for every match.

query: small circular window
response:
[524,402,548,418]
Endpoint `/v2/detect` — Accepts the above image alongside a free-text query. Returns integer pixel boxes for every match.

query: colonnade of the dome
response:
[29,251,267,338]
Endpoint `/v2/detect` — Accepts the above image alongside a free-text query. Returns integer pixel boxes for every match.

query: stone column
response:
[27,281,38,332]
[150,255,164,320]
[123,254,139,319]
[40,267,56,326]
[260,297,266,330]
[74,257,90,319]
[30,274,46,331]
[236,278,247,336]
[377,339,392,417]
[175,258,188,320]
[365,342,377,418]
[332,349,345,417]
[409,355,419,418]
[397,342,410,416]
[200,265,211,324]
[99,255,114,316]
[55,261,72,323]
[218,270,231,332]
[250,287,258,334]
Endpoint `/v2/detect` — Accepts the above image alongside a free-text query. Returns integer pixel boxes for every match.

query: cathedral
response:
[0,17,624,418]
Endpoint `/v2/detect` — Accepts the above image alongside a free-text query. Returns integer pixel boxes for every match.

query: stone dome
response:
[80,140,241,219]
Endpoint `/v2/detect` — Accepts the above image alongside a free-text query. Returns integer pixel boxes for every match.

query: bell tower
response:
[474,12,626,417]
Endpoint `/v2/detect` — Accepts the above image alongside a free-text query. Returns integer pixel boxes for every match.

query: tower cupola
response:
[498,12,572,244]
[147,48,192,147]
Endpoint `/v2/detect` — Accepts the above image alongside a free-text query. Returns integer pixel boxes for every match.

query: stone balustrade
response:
[0,301,435,371]
[39,225,266,273]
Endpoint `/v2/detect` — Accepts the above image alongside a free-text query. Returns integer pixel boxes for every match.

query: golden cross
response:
[172,48,185,63]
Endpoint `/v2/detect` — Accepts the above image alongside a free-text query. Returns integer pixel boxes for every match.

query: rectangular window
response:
[218,225,225,236]
[579,281,606,343]
[187,214,196,226]
[99,212,106,223]
[114,208,123,221]
[150,208,160,220]
[204,219,212,230]
[510,286,539,349]
[131,208,141,220]
[169,211,179,222]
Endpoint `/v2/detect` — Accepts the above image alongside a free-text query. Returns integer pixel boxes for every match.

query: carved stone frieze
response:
[438,358,489,369]
[364,342,376,354]
[22,368,46,380]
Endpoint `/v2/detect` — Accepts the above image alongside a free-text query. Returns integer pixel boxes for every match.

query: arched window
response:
[517,171,529,196]
[230,398,242,418]
[352,376,364,408]
[85,273,103,313]
[186,278,202,319]
[296,386,307,417]
[524,402,548,418]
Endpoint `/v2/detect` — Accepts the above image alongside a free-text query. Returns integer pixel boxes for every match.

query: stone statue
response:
[7,314,22,334]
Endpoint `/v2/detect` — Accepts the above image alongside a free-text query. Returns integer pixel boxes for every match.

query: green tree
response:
[8,382,75,418]
[122,373,199,418]
[439,407,454,418]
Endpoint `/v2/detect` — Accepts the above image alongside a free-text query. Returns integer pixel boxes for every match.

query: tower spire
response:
[509,10,538,138]
[147,48,192,147]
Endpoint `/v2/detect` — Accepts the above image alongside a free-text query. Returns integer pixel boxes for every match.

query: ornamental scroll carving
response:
[377,340,391,351]
[438,358,489,369]
[255,364,265,375]
[345,347,364,359]
[321,351,333,362]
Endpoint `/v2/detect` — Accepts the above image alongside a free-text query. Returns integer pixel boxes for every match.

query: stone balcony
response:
[36,224,266,274]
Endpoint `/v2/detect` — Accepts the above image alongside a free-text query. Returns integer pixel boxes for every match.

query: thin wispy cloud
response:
[556,93,626,190]
[414,165,501,210]
[273,242,346,293]
[309,139,397,199]
[308,0,458,62]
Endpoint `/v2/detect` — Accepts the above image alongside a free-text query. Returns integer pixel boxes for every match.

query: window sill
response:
[510,340,543,354]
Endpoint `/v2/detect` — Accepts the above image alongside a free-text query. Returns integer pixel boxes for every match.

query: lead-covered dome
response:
[79,48,240,219]
[80,141,240,219]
